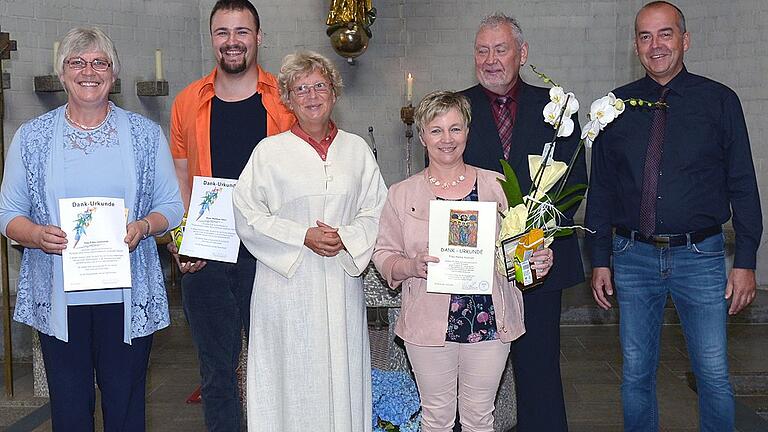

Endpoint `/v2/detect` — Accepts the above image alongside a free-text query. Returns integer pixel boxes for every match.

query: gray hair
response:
[277,50,343,106]
[636,1,687,33]
[414,90,472,135]
[55,27,120,78]
[478,12,525,49]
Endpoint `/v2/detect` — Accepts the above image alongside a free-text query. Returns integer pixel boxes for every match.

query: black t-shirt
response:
[209,92,268,180]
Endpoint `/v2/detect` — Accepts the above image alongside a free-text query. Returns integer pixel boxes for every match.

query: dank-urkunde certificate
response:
[427,200,497,295]
[179,176,240,263]
[59,197,132,292]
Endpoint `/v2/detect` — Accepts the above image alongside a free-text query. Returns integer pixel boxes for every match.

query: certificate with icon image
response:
[178,176,240,263]
[427,200,497,294]
[59,197,132,292]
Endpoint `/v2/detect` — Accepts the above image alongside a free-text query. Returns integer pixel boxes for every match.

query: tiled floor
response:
[2,285,767,431]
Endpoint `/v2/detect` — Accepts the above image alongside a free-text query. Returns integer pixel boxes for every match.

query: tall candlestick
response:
[155,49,163,81]
[52,41,59,73]
[406,73,413,104]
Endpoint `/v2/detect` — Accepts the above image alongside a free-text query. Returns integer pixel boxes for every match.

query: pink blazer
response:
[372,166,525,346]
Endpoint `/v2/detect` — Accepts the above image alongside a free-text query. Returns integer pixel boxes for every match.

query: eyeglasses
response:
[290,82,332,97]
[64,58,112,72]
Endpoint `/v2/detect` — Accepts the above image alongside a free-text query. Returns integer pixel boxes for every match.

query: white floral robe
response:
[233,129,387,432]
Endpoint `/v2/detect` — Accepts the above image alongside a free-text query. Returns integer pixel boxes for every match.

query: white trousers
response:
[405,339,511,432]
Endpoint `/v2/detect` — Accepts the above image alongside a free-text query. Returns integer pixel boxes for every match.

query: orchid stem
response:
[528,93,571,212]
[552,138,585,201]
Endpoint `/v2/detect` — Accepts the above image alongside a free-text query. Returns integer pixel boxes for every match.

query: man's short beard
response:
[219,58,247,74]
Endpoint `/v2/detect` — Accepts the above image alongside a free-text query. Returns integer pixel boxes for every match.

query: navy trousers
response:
[511,289,568,432]
[38,303,153,432]
[181,248,255,431]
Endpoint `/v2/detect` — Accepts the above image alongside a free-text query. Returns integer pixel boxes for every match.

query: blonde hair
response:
[414,90,472,135]
[55,27,120,78]
[277,50,343,106]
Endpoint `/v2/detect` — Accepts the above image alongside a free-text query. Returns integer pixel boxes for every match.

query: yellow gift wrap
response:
[500,228,546,290]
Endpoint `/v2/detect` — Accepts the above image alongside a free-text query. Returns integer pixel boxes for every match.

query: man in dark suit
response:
[461,13,587,431]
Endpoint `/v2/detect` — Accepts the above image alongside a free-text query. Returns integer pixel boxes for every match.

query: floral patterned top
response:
[440,182,498,343]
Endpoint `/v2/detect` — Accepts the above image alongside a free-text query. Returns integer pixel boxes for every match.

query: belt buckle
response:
[651,235,671,248]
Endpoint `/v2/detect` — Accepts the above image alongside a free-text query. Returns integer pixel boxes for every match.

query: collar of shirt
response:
[641,65,689,99]
[196,65,279,107]
[291,120,338,161]
[481,79,521,125]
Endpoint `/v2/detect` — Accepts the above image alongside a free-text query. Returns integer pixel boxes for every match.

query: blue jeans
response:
[182,247,255,432]
[613,232,733,432]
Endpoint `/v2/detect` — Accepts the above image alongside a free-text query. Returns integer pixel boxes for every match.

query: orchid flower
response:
[581,119,602,148]
[543,86,579,138]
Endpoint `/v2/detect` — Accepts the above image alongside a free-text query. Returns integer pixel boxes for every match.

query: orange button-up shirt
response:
[170,66,295,188]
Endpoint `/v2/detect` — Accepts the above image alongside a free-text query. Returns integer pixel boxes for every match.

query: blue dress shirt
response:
[586,67,762,269]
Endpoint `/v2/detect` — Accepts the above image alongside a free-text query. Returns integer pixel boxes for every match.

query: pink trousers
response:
[405,339,511,432]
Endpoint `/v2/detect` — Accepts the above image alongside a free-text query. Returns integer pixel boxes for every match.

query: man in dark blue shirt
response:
[586,2,762,430]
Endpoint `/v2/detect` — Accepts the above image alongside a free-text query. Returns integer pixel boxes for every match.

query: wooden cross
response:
[0,28,18,110]
[0,27,16,398]
[0,30,17,59]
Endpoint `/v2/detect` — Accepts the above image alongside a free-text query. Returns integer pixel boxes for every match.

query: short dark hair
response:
[636,1,686,33]
[210,0,260,32]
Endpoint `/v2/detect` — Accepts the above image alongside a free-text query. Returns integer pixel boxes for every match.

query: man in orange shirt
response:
[169,0,293,429]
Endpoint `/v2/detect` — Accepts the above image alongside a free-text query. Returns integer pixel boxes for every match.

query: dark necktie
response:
[638,86,671,236]
[496,97,513,160]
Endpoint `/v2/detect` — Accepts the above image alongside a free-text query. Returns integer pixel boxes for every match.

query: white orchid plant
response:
[497,66,665,286]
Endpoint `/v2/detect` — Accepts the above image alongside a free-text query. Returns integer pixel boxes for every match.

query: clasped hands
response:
[304,220,345,257]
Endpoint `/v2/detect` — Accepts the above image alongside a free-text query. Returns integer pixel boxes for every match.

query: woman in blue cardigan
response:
[0,27,183,431]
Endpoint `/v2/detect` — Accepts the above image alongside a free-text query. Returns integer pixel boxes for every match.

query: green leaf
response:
[555,195,585,213]
[553,228,574,237]
[377,419,399,431]
[497,159,524,207]
[554,183,588,203]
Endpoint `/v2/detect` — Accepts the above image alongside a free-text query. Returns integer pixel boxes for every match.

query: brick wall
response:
[0,0,203,289]
[1,0,766,288]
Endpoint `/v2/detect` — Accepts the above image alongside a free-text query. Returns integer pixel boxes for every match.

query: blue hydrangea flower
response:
[371,369,421,431]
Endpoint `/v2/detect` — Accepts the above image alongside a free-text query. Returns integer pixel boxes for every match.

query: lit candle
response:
[155,49,163,81]
[52,41,59,73]
[406,73,413,104]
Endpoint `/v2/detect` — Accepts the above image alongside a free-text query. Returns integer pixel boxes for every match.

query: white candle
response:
[406,73,413,104]
[155,49,163,81]
[53,41,59,73]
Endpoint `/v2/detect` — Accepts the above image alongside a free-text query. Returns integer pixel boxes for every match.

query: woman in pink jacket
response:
[372,90,554,432]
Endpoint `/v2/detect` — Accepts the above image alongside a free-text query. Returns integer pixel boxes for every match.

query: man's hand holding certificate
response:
[59,197,132,292]
[427,200,497,295]
[178,176,240,263]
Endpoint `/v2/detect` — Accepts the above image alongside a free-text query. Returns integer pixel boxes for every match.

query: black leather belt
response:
[615,225,722,248]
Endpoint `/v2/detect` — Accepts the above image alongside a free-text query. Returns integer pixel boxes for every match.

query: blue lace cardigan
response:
[0,105,183,343]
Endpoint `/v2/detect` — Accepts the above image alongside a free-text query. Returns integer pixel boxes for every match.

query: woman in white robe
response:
[233,50,387,432]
